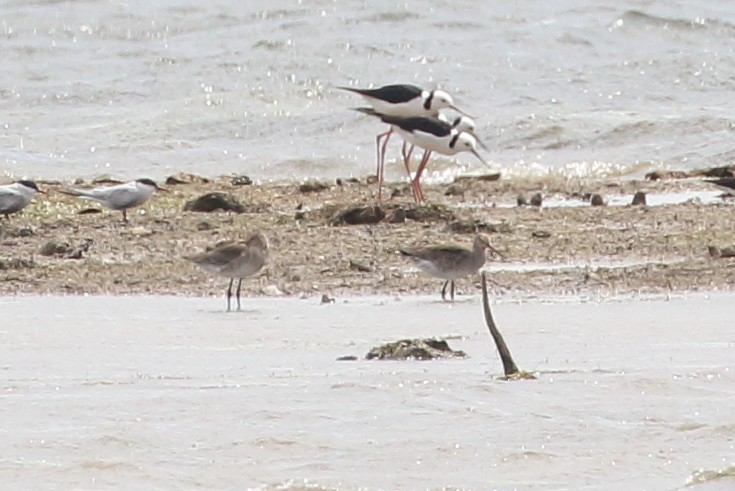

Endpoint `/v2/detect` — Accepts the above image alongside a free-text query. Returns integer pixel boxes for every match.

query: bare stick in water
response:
[481,271,535,380]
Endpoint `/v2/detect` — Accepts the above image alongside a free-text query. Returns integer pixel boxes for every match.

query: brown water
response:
[1,294,733,490]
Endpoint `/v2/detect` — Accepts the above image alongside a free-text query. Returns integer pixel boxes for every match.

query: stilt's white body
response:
[394,127,478,156]
[363,92,435,117]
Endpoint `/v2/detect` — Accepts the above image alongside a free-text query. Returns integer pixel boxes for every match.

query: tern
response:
[0,180,44,219]
[60,178,166,222]
[186,231,269,312]
[400,234,502,301]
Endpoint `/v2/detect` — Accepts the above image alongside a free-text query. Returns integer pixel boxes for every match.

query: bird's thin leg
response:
[236,278,243,311]
[401,142,414,178]
[412,150,432,203]
[401,142,420,202]
[441,280,449,301]
[122,209,128,222]
[375,128,393,204]
[226,278,234,312]
[450,280,455,301]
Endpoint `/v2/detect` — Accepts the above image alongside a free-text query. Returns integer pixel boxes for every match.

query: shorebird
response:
[60,178,166,222]
[400,113,487,202]
[0,180,44,219]
[400,234,502,301]
[355,108,490,203]
[339,83,471,202]
[705,177,735,196]
[186,231,269,312]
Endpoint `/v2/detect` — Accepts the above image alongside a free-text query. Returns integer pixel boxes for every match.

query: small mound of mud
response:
[446,218,511,234]
[366,338,467,360]
[330,205,385,225]
[452,173,501,184]
[39,238,94,259]
[645,170,689,181]
[230,175,252,186]
[184,193,245,213]
[0,257,35,270]
[165,173,211,185]
[298,181,330,193]
[631,191,647,206]
[390,204,456,223]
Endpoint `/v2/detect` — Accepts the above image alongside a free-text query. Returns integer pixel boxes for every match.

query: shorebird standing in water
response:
[186,231,269,312]
[400,234,502,301]
[355,108,490,203]
[60,178,167,222]
[0,180,45,219]
[339,83,472,203]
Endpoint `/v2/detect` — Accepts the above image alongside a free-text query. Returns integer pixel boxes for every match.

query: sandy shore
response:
[1,172,735,299]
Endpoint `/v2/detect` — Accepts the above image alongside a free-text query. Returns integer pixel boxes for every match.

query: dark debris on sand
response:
[366,338,467,360]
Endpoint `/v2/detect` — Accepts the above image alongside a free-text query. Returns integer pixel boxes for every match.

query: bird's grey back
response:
[0,187,27,214]
[403,244,472,268]
[70,182,151,210]
[188,238,268,278]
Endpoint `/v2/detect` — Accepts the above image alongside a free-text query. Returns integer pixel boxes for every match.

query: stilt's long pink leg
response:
[375,127,393,203]
[401,142,421,203]
[401,141,414,177]
[411,150,432,203]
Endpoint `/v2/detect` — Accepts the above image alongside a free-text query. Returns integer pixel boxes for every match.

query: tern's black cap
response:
[17,180,39,191]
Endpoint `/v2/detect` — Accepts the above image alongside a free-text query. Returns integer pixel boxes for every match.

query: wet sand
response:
[2,174,735,300]
[1,294,733,490]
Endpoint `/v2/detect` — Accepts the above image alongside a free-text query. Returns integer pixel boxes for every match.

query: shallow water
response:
[3,1,735,183]
[1,294,733,490]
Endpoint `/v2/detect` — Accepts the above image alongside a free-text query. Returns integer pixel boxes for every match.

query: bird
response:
[339,83,472,203]
[399,113,487,202]
[59,178,166,222]
[338,84,471,118]
[354,108,490,203]
[185,231,269,312]
[705,177,735,196]
[0,180,44,219]
[400,234,502,301]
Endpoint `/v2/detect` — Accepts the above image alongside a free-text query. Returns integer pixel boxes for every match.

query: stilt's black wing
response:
[339,84,422,104]
[351,107,452,137]
[380,115,452,137]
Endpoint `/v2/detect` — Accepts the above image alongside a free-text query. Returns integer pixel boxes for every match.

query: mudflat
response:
[1,173,734,299]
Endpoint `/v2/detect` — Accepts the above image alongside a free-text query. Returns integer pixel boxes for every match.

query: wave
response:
[614,10,735,35]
